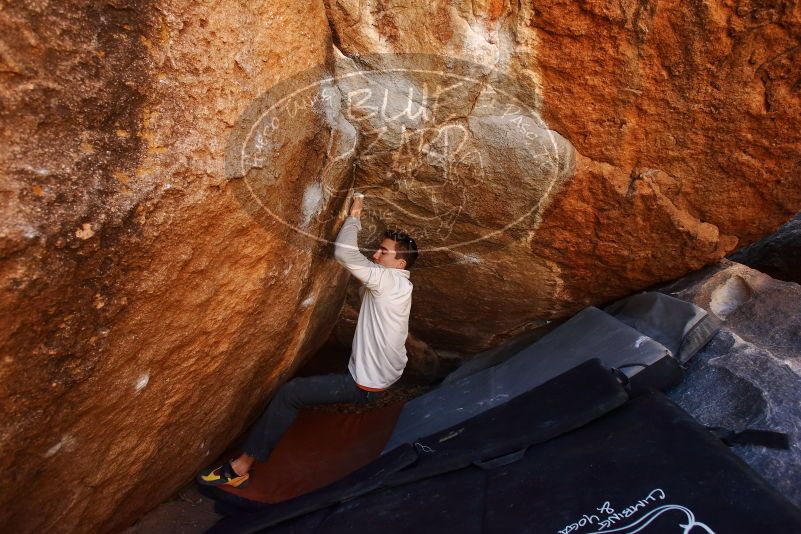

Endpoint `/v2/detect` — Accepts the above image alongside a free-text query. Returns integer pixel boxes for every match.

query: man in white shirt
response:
[198,195,417,489]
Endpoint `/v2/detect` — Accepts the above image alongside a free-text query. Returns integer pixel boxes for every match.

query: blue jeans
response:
[242,373,381,461]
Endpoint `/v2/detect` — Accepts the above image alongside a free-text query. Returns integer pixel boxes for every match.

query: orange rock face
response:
[1,0,800,531]
[324,0,801,350]
[529,0,801,313]
[1,1,344,532]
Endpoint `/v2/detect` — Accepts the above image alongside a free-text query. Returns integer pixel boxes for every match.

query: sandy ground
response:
[122,485,220,534]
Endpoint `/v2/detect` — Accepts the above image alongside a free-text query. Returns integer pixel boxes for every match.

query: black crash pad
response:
[207,359,628,532]
[212,382,801,533]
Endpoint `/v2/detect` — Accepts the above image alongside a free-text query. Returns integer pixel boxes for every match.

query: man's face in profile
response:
[372,238,407,269]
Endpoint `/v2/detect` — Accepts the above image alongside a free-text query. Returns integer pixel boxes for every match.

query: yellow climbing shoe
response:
[197,460,251,489]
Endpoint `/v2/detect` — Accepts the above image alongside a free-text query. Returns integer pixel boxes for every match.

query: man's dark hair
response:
[384,229,419,270]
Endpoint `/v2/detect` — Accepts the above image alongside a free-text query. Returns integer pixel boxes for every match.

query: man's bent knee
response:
[273,378,302,406]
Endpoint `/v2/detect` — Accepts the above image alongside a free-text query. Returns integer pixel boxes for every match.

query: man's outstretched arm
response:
[333,195,391,293]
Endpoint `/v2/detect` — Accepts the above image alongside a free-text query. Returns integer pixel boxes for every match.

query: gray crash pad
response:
[605,291,719,363]
[383,306,672,452]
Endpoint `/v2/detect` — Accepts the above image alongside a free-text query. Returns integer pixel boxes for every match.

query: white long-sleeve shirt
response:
[333,216,413,390]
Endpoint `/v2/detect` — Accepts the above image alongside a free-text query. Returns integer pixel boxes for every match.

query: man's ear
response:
[399,258,407,269]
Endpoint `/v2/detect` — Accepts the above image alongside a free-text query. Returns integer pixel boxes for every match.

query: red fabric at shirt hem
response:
[357,383,386,392]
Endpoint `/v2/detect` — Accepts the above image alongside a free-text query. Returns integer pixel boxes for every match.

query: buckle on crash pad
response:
[472,448,528,470]
[610,367,631,389]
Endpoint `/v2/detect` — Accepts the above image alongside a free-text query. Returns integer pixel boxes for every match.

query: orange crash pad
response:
[218,401,405,504]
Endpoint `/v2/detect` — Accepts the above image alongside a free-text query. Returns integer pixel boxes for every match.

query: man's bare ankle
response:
[231,458,249,476]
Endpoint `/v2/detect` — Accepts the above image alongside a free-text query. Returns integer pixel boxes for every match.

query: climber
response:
[197,193,418,488]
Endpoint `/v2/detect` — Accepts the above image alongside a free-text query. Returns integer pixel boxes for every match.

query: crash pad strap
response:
[707,427,791,449]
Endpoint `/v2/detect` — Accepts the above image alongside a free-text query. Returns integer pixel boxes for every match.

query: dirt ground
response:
[122,485,220,534]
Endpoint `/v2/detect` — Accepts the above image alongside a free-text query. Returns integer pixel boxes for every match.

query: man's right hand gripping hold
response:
[197,193,418,489]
